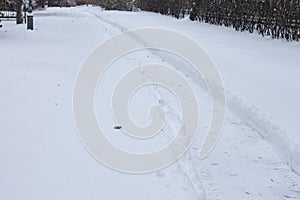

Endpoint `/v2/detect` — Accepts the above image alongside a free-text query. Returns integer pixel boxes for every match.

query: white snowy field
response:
[0,6,300,200]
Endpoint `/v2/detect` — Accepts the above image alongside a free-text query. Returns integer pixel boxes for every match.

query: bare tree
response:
[16,0,22,24]
[36,0,47,8]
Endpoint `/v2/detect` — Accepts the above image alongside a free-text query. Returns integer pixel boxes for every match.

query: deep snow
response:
[0,6,299,200]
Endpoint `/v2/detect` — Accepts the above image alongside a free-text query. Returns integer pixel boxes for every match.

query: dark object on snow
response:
[27,14,33,30]
[114,125,122,130]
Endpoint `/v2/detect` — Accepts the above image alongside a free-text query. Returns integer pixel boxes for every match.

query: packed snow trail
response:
[0,6,299,200]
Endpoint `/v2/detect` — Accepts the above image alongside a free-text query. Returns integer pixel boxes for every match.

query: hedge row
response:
[136,0,300,41]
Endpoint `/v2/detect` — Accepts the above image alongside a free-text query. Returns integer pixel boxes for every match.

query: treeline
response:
[136,0,300,41]
[93,0,135,10]
[136,0,191,18]
[75,0,135,11]
[36,0,134,11]
[36,0,76,7]
[0,0,17,11]
[24,0,300,41]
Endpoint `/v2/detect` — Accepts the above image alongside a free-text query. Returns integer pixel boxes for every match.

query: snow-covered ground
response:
[0,6,299,200]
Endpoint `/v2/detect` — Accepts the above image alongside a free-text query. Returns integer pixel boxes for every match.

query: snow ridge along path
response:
[0,6,299,200]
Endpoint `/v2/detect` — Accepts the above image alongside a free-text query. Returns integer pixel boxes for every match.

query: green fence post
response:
[27,0,33,30]
[27,13,33,30]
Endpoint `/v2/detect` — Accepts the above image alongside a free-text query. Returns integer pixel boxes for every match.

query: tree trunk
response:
[16,0,23,24]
